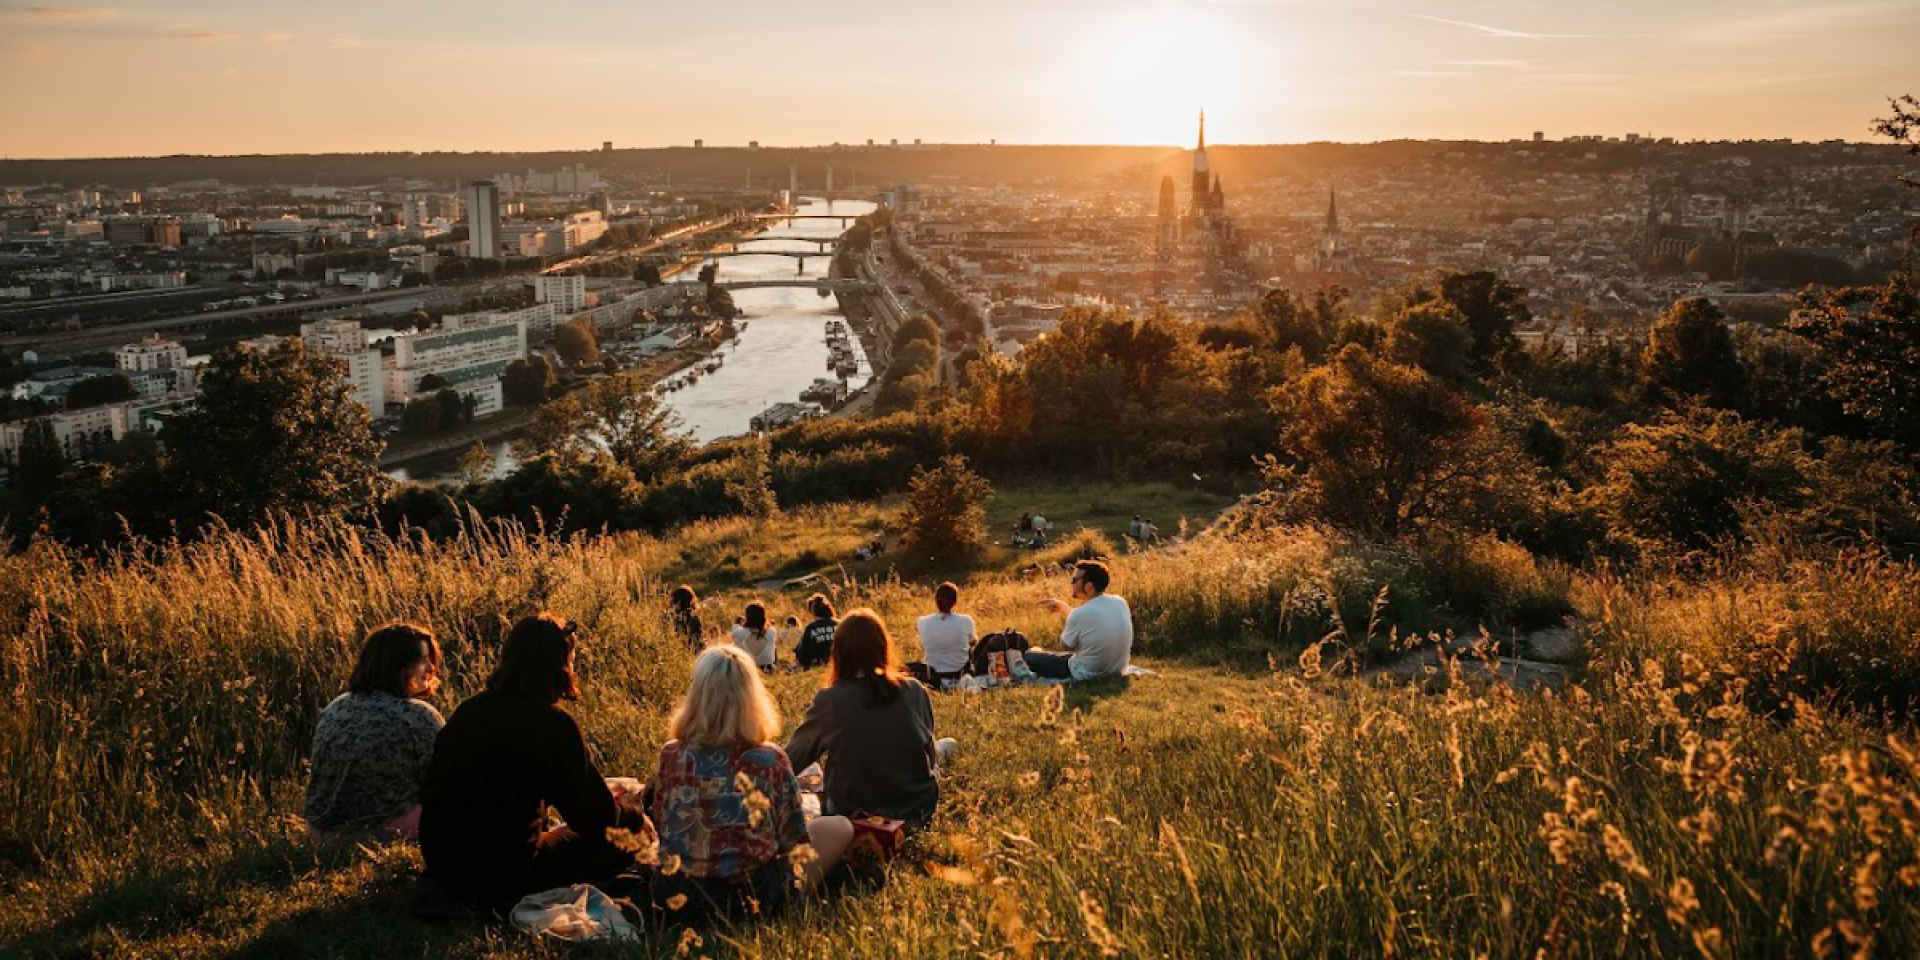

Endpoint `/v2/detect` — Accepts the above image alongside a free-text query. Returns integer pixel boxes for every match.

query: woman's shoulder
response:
[740,742,794,772]
[398,697,447,727]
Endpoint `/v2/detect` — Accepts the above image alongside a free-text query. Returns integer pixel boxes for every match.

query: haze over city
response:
[4,0,1917,156]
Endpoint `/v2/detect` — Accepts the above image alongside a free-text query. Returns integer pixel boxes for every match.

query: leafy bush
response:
[902,455,992,564]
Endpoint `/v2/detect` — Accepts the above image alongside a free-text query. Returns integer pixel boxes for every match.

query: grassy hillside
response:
[2,500,1915,958]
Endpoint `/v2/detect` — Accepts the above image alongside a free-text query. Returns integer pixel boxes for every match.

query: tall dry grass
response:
[3,512,1915,958]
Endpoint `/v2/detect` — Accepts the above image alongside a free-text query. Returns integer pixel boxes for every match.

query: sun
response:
[1076,6,1254,145]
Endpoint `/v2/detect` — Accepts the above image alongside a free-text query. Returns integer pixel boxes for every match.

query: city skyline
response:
[2,0,1915,158]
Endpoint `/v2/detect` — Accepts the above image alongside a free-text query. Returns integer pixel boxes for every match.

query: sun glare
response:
[1079,7,1255,145]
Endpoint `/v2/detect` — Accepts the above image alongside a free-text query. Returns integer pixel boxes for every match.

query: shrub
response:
[902,454,991,563]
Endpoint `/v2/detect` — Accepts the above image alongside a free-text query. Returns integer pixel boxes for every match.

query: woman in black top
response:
[793,593,839,669]
[418,614,644,913]
[669,584,704,649]
[786,610,958,828]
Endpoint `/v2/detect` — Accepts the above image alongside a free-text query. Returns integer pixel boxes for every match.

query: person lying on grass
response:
[417,615,647,914]
[1027,559,1133,682]
[787,610,959,828]
[649,645,853,921]
[304,622,445,844]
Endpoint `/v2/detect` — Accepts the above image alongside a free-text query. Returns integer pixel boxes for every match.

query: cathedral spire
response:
[1326,185,1339,230]
[1198,109,1206,152]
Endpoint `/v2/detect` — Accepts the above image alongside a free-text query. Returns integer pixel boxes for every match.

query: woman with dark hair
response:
[731,601,777,671]
[786,610,958,827]
[304,622,445,843]
[915,582,975,684]
[793,593,838,669]
[669,584,704,649]
[418,614,643,913]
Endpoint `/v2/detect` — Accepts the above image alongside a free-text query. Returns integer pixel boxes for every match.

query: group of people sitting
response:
[663,560,1134,685]
[300,560,1131,926]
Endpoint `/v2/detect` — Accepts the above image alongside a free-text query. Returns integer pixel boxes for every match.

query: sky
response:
[0,0,1913,157]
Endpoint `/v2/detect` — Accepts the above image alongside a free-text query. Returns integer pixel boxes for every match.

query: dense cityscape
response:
[0,119,1912,484]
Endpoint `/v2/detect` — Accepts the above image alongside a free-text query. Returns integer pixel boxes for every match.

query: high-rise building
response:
[462,181,501,259]
[1533,131,1545,143]
[534,275,588,316]
[1156,176,1179,261]
[385,314,527,418]
[300,318,388,414]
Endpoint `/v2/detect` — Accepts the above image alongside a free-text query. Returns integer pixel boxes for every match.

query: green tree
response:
[514,374,691,482]
[503,356,556,407]
[554,318,600,367]
[1383,301,1476,387]
[1644,297,1747,407]
[1786,275,1920,449]
[400,396,443,435]
[892,314,941,353]
[12,417,62,507]
[433,388,468,428]
[163,340,384,526]
[457,442,495,488]
[722,434,779,520]
[1592,409,1811,554]
[903,454,991,563]
[1267,346,1486,536]
[65,374,137,409]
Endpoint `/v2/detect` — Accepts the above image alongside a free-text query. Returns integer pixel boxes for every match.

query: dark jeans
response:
[434,808,647,914]
[651,858,796,923]
[1023,651,1073,680]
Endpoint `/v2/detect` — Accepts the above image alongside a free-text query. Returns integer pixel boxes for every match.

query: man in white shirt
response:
[1027,560,1132,682]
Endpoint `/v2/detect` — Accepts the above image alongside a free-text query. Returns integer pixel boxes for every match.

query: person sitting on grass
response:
[418,615,646,914]
[649,645,853,921]
[669,584,705,649]
[787,610,959,828]
[915,581,976,685]
[794,594,839,670]
[1026,560,1133,682]
[731,602,778,671]
[304,622,446,844]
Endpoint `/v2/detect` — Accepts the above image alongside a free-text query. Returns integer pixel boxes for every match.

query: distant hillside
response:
[3,140,1908,190]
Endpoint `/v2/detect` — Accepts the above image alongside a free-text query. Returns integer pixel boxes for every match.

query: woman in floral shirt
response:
[649,645,853,919]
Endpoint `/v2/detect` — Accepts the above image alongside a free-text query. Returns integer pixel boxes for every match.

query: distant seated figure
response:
[732,602,778,671]
[304,622,446,844]
[788,610,958,828]
[669,584,704,649]
[1026,560,1133,682]
[650,646,853,920]
[1127,515,1145,542]
[915,581,976,684]
[1143,518,1162,544]
[419,615,644,914]
[794,593,839,670]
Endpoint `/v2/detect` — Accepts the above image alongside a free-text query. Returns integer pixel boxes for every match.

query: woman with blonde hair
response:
[649,645,853,919]
[788,610,958,828]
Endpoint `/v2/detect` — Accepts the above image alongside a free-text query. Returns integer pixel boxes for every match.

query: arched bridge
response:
[668,279,880,293]
[752,213,866,221]
[644,249,828,261]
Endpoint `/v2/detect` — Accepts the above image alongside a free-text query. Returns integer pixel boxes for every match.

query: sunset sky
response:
[0,0,1912,157]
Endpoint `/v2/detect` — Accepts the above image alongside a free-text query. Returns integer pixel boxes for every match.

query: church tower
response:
[1317,186,1345,272]
[1190,111,1211,218]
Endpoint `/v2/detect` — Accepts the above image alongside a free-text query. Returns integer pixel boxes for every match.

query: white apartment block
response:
[299,318,388,415]
[385,315,527,419]
[0,394,187,471]
[115,335,189,372]
[534,275,588,315]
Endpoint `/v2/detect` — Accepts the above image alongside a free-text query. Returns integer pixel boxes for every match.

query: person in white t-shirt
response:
[915,581,977,682]
[1027,560,1132,682]
[730,602,778,671]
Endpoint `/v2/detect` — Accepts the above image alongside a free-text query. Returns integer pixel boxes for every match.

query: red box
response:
[848,816,907,861]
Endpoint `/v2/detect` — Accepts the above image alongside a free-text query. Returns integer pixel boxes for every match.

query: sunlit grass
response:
[1,514,1914,958]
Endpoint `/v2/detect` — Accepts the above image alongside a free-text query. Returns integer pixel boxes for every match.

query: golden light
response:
[1074,4,1255,145]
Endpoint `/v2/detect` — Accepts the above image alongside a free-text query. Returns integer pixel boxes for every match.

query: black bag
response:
[967,629,1030,677]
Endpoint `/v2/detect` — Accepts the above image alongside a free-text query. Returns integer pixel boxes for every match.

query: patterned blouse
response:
[649,740,808,880]
[303,691,445,833]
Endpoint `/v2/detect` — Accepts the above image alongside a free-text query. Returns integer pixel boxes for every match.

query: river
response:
[388,198,875,484]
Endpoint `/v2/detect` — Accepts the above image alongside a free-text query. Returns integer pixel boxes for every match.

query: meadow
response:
[2,496,1916,958]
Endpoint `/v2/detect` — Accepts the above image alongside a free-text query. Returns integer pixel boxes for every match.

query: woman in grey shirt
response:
[304,623,446,842]
[787,610,958,827]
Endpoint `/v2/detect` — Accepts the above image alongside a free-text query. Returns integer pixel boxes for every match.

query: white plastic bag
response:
[509,884,640,942]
